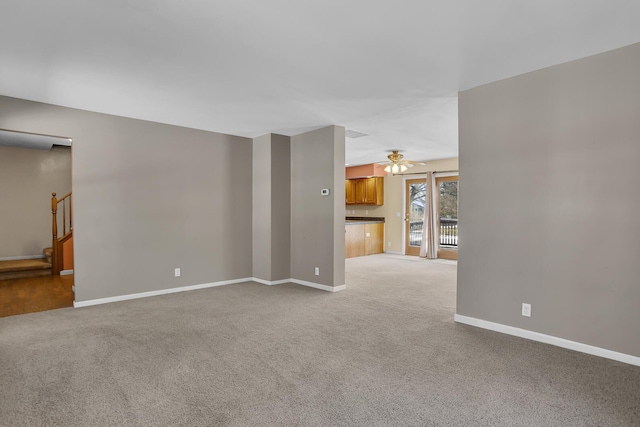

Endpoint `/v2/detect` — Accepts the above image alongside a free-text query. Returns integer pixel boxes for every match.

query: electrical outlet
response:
[388,242,391,247]
[314,267,319,276]
[175,268,181,277]
[396,212,401,217]
[522,303,531,317]
[365,210,369,214]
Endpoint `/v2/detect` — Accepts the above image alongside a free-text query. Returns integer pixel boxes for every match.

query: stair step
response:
[43,247,53,264]
[0,259,53,280]
[0,268,52,280]
[0,259,52,273]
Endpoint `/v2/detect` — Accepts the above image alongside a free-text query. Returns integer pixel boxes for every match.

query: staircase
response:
[0,191,73,280]
[51,192,73,275]
[0,249,53,280]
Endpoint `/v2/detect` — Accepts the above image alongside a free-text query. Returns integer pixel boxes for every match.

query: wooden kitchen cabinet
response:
[345,177,384,205]
[364,223,384,255]
[354,179,366,203]
[345,223,365,258]
[345,179,357,204]
[345,222,384,258]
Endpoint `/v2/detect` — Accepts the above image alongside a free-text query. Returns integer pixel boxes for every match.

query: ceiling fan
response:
[378,150,426,174]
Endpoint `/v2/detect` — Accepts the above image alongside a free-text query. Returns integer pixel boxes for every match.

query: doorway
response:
[404,175,458,259]
[0,129,74,316]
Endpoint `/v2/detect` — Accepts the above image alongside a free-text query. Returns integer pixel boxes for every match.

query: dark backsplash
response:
[346,216,385,222]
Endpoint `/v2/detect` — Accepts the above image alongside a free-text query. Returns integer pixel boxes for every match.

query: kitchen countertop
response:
[346,216,385,224]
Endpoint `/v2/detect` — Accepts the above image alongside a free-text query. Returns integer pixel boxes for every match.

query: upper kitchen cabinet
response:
[345,177,384,205]
[345,179,357,204]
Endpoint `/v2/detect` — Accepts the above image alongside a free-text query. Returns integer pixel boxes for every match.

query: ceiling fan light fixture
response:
[379,150,421,175]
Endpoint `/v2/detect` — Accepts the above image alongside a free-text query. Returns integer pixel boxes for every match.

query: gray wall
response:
[252,133,291,282]
[252,134,272,280]
[457,43,640,357]
[0,95,253,302]
[0,145,71,257]
[271,134,291,281]
[291,126,345,287]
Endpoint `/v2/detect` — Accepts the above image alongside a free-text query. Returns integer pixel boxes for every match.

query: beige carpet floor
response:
[0,254,638,426]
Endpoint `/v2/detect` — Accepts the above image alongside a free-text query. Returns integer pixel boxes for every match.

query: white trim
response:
[60,269,74,276]
[253,277,345,292]
[384,250,403,255]
[74,278,253,308]
[250,277,291,286]
[73,276,346,308]
[454,314,640,367]
[0,254,45,261]
[290,278,346,292]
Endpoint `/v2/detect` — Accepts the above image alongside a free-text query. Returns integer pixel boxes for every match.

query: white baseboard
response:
[0,254,45,261]
[252,277,346,292]
[290,278,346,292]
[454,314,640,367]
[74,278,253,308]
[250,277,292,286]
[383,251,403,255]
[73,276,346,308]
[60,269,74,276]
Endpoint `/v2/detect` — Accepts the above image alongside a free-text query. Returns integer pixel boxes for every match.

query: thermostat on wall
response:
[321,188,330,196]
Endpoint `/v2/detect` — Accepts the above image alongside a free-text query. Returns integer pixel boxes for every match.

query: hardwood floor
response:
[0,275,74,318]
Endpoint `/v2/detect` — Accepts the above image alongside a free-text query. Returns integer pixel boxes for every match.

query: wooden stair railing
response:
[51,192,72,275]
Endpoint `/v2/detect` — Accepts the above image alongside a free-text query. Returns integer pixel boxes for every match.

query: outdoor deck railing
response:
[409,218,458,247]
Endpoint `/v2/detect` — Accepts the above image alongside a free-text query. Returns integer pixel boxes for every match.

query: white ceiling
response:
[1,1,639,166]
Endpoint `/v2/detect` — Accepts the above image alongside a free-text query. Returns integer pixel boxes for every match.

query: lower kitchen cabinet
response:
[364,223,384,255]
[345,223,365,258]
[345,222,384,258]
